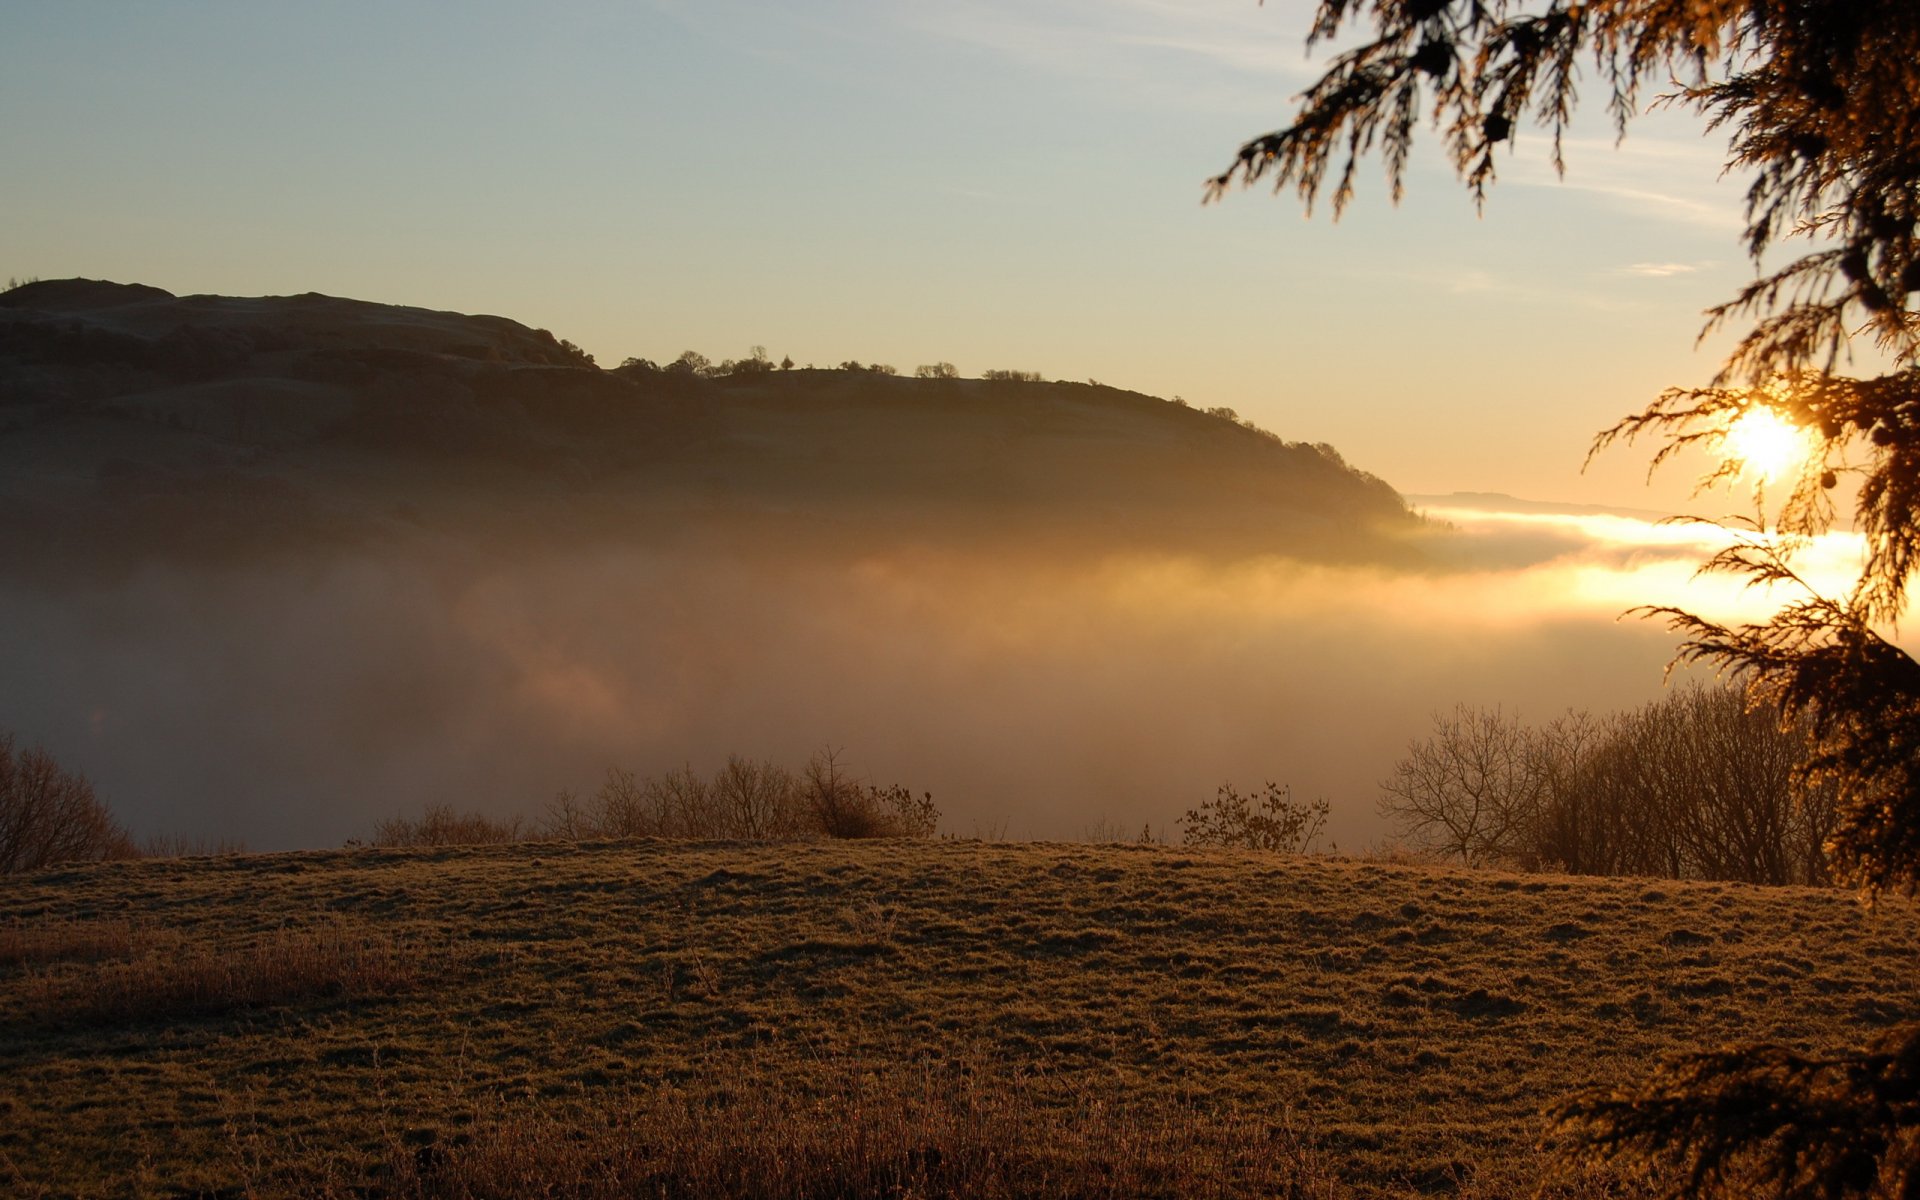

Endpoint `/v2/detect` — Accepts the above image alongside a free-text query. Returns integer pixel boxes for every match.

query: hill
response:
[4,840,1915,1197]
[0,279,1420,574]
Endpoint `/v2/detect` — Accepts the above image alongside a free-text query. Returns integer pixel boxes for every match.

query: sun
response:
[1722,407,1806,482]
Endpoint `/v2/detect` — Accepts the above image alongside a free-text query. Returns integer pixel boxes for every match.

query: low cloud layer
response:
[0,502,1873,852]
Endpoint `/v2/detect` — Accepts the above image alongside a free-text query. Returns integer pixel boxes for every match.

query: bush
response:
[1180,782,1328,853]
[0,735,136,874]
[914,362,958,379]
[981,368,1043,383]
[803,749,939,839]
[534,750,938,843]
[368,804,525,848]
[1379,685,1836,884]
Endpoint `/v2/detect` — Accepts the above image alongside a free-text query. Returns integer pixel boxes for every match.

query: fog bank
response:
[0,502,1807,851]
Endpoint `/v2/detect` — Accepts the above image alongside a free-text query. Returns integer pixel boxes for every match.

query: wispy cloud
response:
[900,0,1322,94]
[1369,266,1632,312]
[1500,129,1742,232]
[1615,260,1715,278]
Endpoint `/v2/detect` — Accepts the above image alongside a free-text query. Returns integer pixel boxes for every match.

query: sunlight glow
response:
[1722,407,1806,482]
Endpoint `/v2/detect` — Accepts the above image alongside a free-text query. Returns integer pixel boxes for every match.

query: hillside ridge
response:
[0,279,1420,570]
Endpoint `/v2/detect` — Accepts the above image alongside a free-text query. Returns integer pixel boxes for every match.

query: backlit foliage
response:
[1213,0,1920,895]
[1211,3,1920,1196]
[1180,781,1329,853]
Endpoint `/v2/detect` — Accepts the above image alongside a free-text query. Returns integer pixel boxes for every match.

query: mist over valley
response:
[3,280,1718,849]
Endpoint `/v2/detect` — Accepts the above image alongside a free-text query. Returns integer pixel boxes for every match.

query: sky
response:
[0,0,1767,507]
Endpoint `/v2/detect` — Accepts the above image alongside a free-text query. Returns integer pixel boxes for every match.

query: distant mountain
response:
[0,279,1421,571]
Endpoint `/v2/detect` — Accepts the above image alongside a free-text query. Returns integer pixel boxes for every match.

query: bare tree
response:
[1379,705,1543,865]
[369,803,523,848]
[0,735,136,873]
[531,751,939,842]
[1561,686,1835,886]
[805,747,881,839]
[711,755,806,840]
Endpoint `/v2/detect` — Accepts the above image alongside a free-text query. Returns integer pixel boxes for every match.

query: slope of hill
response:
[0,279,1419,574]
[4,840,1915,1197]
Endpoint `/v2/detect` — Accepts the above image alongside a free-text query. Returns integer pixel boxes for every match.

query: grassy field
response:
[3,839,1917,1198]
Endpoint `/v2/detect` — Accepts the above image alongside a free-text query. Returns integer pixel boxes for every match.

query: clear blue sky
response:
[1,0,1758,504]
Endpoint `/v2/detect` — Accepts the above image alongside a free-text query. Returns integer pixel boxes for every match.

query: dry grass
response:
[1,840,1915,1198]
[0,914,148,967]
[331,1064,1341,1200]
[1,914,430,1032]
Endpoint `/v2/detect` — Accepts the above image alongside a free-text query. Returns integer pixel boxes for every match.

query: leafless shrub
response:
[711,755,809,839]
[141,833,247,859]
[541,764,716,839]
[804,746,878,838]
[1550,685,1837,886]
[1380,686,1836,885]
[1181,782,1329,853]
[0,734,137,874]
[805,749,938,839]
[1379,705,1542,867]
[915,362,959,379]
[548,749,940,841]
[369,804,525,848]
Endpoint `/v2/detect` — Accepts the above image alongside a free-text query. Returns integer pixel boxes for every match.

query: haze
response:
[0,2,1851,850]
[0,497,1856,849]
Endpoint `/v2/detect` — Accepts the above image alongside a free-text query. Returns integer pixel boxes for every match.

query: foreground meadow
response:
[3,839,1916,1198]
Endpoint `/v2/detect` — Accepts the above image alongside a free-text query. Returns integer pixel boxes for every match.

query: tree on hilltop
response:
[0,734,136,873]
[1212,1,1919,1195]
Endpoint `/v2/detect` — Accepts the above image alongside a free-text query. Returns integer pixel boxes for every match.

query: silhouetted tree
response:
[1213,2,1920,1195]
[532,751,938,842]
[0,735,136,873]
[813,750,940,836]
[1533,687,1836,885]
[915,362,959,380]
[1379,704,1542,865]
[666,350,711,377]
[726,346,775,376]
[369,804,524,847]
